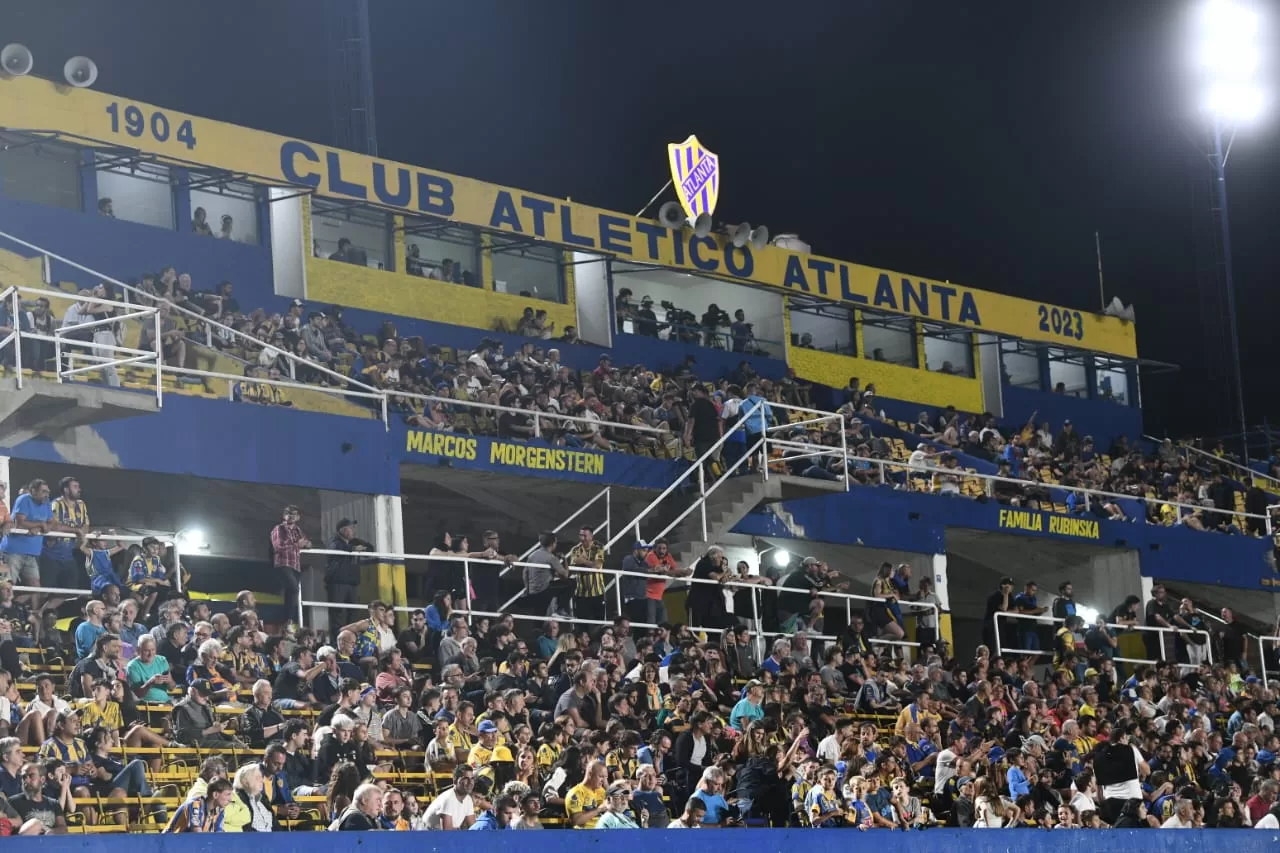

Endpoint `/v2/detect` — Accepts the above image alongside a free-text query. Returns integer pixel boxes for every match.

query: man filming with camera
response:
[701,303,731,349]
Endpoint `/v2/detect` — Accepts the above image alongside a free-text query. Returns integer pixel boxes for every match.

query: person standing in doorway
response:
[271,506,311,625]
[326,519,372,606]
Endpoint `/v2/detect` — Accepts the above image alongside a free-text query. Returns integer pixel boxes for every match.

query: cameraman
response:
[730,309,754,353]
[701,303,730,348]
[635,296,661,338]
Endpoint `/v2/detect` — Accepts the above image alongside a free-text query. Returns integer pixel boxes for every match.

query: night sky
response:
[4,1,1277,442]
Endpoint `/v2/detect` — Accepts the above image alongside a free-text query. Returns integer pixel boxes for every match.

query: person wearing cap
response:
[325,518,372,606]
[596,782,643,828]
[173,680,246,750]
[271,506,311,625]
[619,540,651,623]
[466,719,513,767]
[127,536,171,621]
[635,295,660,338]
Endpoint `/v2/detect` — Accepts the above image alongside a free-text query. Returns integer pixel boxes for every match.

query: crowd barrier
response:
[993,609,1212,671]
[0,229,683,452]
[300,549,938,661]
[13,827,1280,848]
[3,529,186,594]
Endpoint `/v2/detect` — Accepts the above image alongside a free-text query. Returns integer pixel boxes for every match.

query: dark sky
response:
[4,0,1278,442]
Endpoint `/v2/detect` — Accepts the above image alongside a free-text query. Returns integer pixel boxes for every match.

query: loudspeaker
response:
[657,201,685,230]
[749,225,769,251]
[0,44,32,77]
[62,56,97,88]
[730,222,753,248]
[692,213,712,237]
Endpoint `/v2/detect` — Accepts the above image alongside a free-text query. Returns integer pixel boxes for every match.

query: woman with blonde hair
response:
[222,763,275,832]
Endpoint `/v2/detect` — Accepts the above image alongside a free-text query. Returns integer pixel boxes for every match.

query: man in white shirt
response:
[423,765,476,829]
[934,737,966,795]
[1160,799,1196,829]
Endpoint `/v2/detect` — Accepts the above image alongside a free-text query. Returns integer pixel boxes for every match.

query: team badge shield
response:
[667,135,720,223]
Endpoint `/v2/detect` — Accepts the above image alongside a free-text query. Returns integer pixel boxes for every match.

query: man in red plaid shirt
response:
[271,505,312,625]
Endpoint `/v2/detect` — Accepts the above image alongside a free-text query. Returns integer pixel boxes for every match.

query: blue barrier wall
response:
[1001,382,1144,446]
[0,394,683,495]
[732,486,1277,592]
[1,195,276,309]
[11,828,1278,853]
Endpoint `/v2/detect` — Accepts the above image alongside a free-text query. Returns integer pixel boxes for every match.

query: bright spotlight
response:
[772,549,791,567]
[175,528,209,551]
[1195,0,1267,122]
[1076,605,1100,625]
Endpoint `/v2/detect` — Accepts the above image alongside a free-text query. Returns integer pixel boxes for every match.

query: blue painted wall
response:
[11,828,1276,853]
[732,485,1276,592]
[0,195,277,310]
[1001,382,1143,446]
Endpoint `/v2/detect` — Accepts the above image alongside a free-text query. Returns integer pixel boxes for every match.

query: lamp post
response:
[1193,0,1264,463]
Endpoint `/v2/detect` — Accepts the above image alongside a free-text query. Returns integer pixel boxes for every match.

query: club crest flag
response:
[667,134,719,223]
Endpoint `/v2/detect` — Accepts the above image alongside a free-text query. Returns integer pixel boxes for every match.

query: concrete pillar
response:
[0,456,9,512]
[931,552,953,654]
[1088,551,1143,616]
[315,492,388,633]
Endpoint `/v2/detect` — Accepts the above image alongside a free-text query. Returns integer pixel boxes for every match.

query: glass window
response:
[861,312,916,367]
[311,201,389,269]
[922,323,974,377]
[402,220,480,287]
[1000,342,1042,389]
[1095,360,1130,405]
[1047,348,1088,397]
[790,299,854,354]
[95,155,174,230]
[491,237,564,303]
[189,179,260,245]
[0,135,80,210]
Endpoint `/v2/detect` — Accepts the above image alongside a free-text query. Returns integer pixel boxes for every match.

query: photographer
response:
[701,303,731,349]
[635,296,662,338]
[730,309,755,353]
[661,301,700,343]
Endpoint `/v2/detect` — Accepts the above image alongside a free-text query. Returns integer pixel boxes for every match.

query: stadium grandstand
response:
[0,30,1278,849]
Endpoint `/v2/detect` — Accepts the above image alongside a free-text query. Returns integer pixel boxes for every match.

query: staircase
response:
[655,474,844,566]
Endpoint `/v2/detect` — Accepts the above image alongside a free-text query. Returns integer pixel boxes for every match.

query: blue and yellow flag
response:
[667,134,719,223]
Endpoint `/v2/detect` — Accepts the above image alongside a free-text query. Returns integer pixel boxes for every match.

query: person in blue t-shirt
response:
[689,766,734,826]
[730,681,766,732]
[1005,748,1031,798]
[1011,581,1046,651]
[1,479,56,588]
[79,537,126,596]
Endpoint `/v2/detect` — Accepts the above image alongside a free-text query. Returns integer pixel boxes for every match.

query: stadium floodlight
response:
[175,528,210,551]
[772,549,791,567]
[1076,605,1100,625]
[1195,0,1266,122]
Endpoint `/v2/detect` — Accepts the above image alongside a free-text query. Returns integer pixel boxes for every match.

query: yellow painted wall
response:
[303,199,576,335]
[789,345,984,412]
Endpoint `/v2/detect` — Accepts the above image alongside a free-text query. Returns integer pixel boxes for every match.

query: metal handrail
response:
[1146,432,1280,491]
[786,449,1271,526]
[1259,635,1280,689]
[2,529,185,594]
[992,609,1212,669]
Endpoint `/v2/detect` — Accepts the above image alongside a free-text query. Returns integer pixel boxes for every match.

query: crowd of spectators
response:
[1,479,1279,835]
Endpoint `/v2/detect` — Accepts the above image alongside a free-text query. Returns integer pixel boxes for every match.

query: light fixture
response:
[175,527,210,551]
[1195,0,1267,122]
[772,548,791,567]
[1076,605,1100,625]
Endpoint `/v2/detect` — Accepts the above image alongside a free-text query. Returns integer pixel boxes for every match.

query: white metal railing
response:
[792,451,1273,530]
[0,232,687,449]
[1147,433,1280,492]
[1,528,185,594]
[298,548,938,661]
[993,610,1212,670]
[1260,635,1280,689]
[1,283,164,405]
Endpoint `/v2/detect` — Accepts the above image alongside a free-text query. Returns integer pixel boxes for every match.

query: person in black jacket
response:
[671,710,715,806]
[316,716,364,782]
[325,519,372,606]
[242,680,286,749]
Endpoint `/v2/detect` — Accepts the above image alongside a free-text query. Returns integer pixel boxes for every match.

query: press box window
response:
[402,219,480,287]
[94,154,175,230]
[922,323,974,377]
[1047,347,1088,397]
[790,299,854,354]
[1095,359,1130,405]
[491,237,565,303]
[189,178,260,244]
[861,312,917,367]
[0,135,80,211]
[1000,341,1042,389]
[312,201,389,269]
